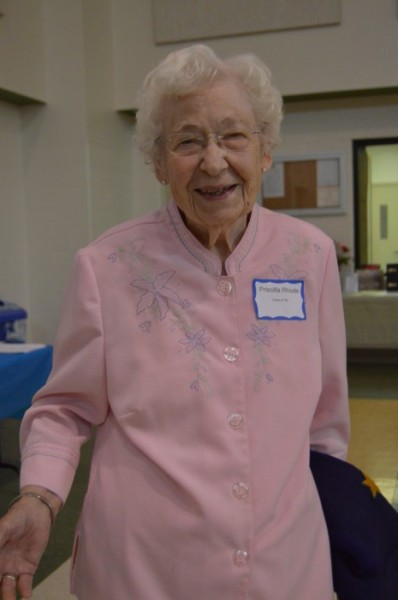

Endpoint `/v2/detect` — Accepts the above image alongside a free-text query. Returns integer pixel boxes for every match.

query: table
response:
[0,344,52,472]
[343,291,398,350]
[0,344,53,419]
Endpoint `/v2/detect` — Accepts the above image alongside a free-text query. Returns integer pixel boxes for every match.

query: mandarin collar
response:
[166,200,259,276]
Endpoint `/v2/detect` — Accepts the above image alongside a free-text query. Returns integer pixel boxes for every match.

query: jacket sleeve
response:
[309,238,350,459]
[20,250,109,502]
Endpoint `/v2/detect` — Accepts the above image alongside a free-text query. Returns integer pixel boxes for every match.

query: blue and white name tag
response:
[252,279,306,320]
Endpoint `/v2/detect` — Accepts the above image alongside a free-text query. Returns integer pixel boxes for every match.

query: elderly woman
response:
[0,45,349,600]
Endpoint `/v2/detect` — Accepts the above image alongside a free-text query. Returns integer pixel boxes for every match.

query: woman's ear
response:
[261,153,272,173]
[154,158,168,185]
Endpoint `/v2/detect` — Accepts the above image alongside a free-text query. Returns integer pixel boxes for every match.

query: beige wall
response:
[112,0,398,109]
[0,0,45,101]
[4,0,91,341]
[0,0,397,343]
[278,98,398,252]
[0,101,29,302]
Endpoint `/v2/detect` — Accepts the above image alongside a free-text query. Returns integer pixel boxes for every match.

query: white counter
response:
[343,291,398,349]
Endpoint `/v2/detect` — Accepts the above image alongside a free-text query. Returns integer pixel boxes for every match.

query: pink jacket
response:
[20,201,350,599]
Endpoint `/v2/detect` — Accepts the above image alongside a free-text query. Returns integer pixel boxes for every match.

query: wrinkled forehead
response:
[159,78,257,134]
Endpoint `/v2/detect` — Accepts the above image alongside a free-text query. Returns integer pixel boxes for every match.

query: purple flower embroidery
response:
[247,324,275,347]
[139,321,152,334]
[269,265,307,280]
[179,329,211,353]
[191,380,200,391]
[265,373,274,384]
[131,270,182,320]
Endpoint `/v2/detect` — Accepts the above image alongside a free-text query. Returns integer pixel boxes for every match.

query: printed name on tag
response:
[252,279,306,320]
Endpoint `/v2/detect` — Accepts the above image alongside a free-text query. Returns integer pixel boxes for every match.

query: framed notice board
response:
[262,153,345,216]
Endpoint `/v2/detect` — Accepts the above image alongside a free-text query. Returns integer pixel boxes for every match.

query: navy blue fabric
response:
[310,450,398,600]
[0,346,52,419]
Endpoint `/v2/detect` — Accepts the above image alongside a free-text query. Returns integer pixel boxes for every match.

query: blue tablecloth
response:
[0,346,52,419]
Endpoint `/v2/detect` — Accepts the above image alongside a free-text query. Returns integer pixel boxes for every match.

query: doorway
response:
[353,138,398,270]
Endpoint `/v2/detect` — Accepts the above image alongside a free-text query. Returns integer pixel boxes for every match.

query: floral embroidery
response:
[188,359,211,395]
[287,231,311,257]
[179,329,211,353]
[177,327,211,393]
[268,231,314,279]
[109,239,212,395]
[131,270,182,320]
[189,369,211,394]
[247,322,275,392]
[107,238,157,279]
[246,323,274,347]
[165,309,210,394]
[269,264,307,281]
[139,321,151,334]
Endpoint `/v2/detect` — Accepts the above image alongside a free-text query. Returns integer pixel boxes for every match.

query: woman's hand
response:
[0,487,62,599]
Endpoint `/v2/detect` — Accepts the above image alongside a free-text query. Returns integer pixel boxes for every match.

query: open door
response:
[353,138,398,270]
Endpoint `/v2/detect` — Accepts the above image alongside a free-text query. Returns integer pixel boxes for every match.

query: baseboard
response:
[347,348,398,364]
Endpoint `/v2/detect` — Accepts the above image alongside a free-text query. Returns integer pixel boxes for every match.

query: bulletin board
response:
[262,153,345,216]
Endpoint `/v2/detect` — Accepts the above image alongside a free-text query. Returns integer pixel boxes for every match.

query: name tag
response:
[252,279,306,320]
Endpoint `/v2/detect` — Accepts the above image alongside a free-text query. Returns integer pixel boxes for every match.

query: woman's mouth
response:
[196,184,238,199]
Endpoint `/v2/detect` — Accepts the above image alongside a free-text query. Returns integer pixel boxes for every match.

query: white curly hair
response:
[135,44,283,166]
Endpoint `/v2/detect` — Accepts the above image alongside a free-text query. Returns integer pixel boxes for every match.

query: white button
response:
[232,482,249,500]
[228,413,244,430]
[217,279,232,296]
[233,549,249,566]
[224,346,239,362]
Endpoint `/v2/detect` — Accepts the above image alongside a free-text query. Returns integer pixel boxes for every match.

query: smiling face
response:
[155,78,271,251]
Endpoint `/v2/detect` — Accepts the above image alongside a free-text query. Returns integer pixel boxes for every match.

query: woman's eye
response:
[222,131,250,149]
[224,131,246,141]
[172,136,203,155]
[180,137,199,146]
[174,136,202,150]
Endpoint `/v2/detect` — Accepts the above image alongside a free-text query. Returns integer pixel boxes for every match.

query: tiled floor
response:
[31,560,74,599]
[30,397,398,599]
[31,559,339,600]
[348,399,398,506]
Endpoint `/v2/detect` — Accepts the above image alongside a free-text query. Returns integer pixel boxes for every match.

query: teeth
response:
[201,186,231,195]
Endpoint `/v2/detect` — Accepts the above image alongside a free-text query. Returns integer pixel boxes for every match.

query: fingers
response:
[17,572,33,599]
[0,572,33,600]
[1,573,18,600]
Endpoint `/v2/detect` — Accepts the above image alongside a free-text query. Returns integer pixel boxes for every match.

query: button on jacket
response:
[20,201,350,600]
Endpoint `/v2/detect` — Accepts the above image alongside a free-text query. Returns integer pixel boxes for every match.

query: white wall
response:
[1,1,93,342]
[0,0,46,100]
[112,0,398,109]
[81,0,138,237]
[18,0,91,342]
[0,0,149,342]
[0,101,29,305]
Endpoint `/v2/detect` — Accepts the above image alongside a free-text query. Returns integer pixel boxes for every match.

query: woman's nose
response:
[199,138,228,175]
